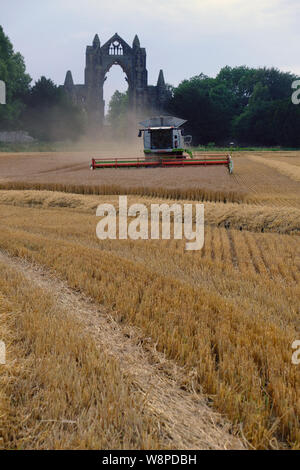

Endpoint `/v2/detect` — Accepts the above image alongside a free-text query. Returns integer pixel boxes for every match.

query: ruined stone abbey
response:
[63,33,170,129]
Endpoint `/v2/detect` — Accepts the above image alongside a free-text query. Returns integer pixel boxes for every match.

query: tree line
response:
[167,67,300,147]
[1,24,300,146]
[109,66,300,147]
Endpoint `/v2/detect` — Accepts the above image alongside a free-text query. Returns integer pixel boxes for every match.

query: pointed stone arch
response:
[63,33,170,131]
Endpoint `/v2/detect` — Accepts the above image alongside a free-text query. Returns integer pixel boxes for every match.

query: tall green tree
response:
[0,25,31,128]
[167,74,236,144]
[107,90,131,139]
[232,69,299,145]
[233,83,300,146]
[23,77,86,141]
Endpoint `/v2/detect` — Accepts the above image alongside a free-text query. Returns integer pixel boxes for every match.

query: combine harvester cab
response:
[91,115,233,173]
[139,115,189,159]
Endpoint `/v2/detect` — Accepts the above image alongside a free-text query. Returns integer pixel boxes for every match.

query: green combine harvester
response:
[91,116,233,173]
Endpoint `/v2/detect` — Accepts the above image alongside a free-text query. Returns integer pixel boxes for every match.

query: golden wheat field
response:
[0,151,299,450]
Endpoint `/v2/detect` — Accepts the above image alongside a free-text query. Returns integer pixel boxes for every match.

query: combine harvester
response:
[91,116,233,173]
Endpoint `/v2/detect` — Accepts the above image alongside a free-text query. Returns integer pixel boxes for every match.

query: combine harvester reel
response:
[90,116,233,174]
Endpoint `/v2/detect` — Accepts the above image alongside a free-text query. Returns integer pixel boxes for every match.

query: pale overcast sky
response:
[1,0,300,111]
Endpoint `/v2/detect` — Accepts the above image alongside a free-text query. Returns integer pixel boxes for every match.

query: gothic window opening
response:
[109,41,123,56]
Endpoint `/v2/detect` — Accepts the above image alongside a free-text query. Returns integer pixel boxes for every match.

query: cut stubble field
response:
[0,151,299,450]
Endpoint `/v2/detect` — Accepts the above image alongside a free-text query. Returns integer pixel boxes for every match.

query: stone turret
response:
[93,34,100,49]
[64,70,74,88]
[156,69,169,111]
[157,69,165,87]
[132,34,140,49]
